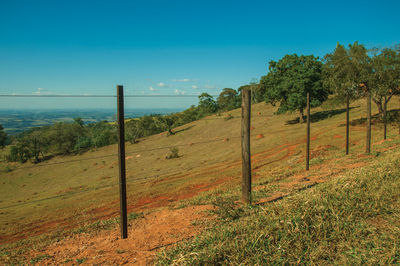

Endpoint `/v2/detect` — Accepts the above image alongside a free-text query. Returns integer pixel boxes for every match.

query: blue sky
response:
[0,0,399,109]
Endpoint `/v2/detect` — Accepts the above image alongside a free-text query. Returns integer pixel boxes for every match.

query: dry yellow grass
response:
[0,96,398,249]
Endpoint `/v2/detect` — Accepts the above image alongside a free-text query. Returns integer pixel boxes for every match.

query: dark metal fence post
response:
[346,93,350,155]
[366,89,371,154]
[117,85,128,239]
[241,89,251,204]
[306,92,310,171]
[383,95,387,140]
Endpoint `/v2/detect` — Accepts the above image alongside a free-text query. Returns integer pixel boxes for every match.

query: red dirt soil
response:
[30,205,213,265]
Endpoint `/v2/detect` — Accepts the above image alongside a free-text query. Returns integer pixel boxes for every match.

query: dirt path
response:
[29,205,213,265]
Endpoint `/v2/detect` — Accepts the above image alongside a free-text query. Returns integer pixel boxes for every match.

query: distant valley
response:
[0,108,183,135]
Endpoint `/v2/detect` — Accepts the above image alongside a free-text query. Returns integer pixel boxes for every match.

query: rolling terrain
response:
[0,97,399,264]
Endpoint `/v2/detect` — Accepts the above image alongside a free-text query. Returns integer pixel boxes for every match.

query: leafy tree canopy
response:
[261,54,328,122]
[369,46,400,114]
[323,42,364,101]
[198,93,218,115]
[217,88,240,111]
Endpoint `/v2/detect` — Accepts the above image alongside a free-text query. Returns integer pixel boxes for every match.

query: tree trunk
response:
[299,109,305,123]
[373,96,384,116]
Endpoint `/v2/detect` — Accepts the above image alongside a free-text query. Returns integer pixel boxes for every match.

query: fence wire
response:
[0,161,221,210]
[0,94,219,98]
[0,93,270,222]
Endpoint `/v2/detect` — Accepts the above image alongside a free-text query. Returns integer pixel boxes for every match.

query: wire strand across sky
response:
[1,0,399,109]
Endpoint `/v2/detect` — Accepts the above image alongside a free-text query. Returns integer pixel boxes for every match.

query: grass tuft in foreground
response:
[157,149,400,265]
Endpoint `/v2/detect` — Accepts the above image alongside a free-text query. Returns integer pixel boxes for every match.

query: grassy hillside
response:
[158,147,400,265]
[0,96,399,263]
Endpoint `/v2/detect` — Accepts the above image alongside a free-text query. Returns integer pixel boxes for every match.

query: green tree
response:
[74,117,84,127]
[241,78,265,104]
[0,124,7,148]
[261,54,328,122]
[369,47,400,115]
[217,88,240,111]
[323,42,370,154]
[178,105,199,124]
[7,143,31,163]
[323,43,364,102]
[125,119,143,144]
[89,121,117,149]
[27,130,48,163]
[343,42,372,153]
[198,93,218,115]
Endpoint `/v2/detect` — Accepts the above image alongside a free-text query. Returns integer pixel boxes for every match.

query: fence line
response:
[0,161,220,210]
[5,136,239,171]
[3,130,274,172]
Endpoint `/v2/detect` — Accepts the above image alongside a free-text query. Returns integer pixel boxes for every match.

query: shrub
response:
[165,147,179,159]
[224,114,234,121]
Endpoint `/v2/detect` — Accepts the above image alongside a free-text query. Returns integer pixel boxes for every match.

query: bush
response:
[165,147,179,159]
[224,114,234,121]
[6,144,30,163]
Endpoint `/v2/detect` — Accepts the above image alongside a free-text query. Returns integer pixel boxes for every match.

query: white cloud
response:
[174,89,186,95]
[172,78,191,82]
[149,86,157,91]
[204,84,216,89]
[33,88,44,95]
[157,82,168,87]
[192,85,198,89]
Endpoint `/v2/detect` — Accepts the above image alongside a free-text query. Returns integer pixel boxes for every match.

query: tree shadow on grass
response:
[171,125,195,135]
[344,109,400,127]
[285,107,357,125]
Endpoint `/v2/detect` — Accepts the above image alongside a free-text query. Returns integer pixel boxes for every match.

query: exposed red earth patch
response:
[310,145,333,158]
[378,144,400,152]
[29,205,213,265]
[0,171,233,246]
[373,138,393,146]
[256,134,264,139]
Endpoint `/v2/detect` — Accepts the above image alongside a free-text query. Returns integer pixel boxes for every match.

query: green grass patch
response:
[157,149,400,265]
[30,254,54,264]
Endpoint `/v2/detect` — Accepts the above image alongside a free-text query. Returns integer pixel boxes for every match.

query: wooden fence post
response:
[306,92,310,171]
[346,93,350,155]
[366,89,371,154]
[241,89,251,204]
[117,85,128,239]
[383,95,387,140]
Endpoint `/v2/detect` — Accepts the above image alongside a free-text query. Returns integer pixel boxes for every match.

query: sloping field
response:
[0,97,399,264]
